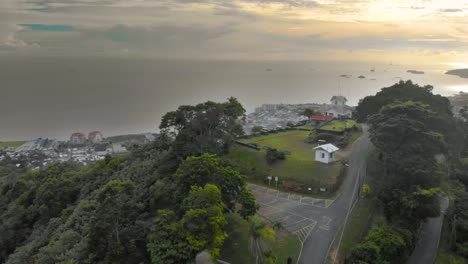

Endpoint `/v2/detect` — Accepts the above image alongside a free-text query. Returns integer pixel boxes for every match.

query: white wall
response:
[315,149,336,164]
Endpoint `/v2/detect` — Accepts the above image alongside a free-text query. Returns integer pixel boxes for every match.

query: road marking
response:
[293,222,317,243]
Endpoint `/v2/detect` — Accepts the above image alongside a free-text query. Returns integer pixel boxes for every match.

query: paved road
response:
[406,196,450,264]
[250,127,372,264]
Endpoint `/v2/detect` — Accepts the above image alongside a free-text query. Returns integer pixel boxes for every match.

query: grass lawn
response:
[229,130,343,190]
[0,141,26,149]
[296,125,313,130]
[319,120,358,132]
[220,214,301,264]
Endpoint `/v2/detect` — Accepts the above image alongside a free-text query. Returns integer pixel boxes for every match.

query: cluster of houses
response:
[0,130,134,170]
[244,95,354,133]
[246,95,354,164]
[244,104,311,132]
[70,131,104,145]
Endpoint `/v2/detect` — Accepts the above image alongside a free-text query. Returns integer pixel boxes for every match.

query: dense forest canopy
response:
[354,80,453,122]
[0,98,256,264]
[349,81,468,263]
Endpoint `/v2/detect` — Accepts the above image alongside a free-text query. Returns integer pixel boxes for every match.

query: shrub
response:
[265,148,286,164]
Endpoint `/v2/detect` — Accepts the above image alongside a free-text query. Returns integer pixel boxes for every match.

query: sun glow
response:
[447,62,468,69]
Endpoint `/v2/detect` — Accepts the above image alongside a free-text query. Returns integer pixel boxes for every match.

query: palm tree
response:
[249,216,276,264]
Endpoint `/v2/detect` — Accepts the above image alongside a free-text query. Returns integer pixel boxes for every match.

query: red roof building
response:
[88,131,103,143]
[310,115,335,121]
[70,132,86,145]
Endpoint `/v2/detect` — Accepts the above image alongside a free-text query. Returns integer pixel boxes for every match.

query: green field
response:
[319,120,358,132]
[220,214,301,264]
[0,141,26,149]
[228,130,343,191]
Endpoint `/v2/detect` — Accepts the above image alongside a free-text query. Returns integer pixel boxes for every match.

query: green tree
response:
[238,189,259,219]
[147,185,229,263]
[147,210,192,264]
[449,192,468,257]
[87,179,139,263]
[173,154,255,214]
[355,80,452,122]
[349,225,409,264]
[369,101,444,223]
[160,97,246,161]
[181,184,227,258]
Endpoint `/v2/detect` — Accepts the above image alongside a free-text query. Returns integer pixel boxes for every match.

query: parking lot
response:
[249,184,334,243]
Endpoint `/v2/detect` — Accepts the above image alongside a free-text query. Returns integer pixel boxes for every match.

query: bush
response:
[266,148,286,164]
[348,225,411,264]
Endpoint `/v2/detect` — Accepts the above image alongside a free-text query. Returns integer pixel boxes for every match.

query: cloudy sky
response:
[1,0,468,65]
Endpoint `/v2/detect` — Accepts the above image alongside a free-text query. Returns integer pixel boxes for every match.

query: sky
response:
[1,0,468,65]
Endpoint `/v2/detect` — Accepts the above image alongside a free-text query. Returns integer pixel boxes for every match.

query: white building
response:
[314,143,339,164]
[88,131,104,144]
[322,96,353,118]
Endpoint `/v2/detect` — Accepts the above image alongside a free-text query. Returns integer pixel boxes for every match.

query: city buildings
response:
[70,132,87,145]
[88,131,104,143]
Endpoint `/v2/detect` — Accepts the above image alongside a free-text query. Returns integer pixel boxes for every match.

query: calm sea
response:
[1,56,467,141]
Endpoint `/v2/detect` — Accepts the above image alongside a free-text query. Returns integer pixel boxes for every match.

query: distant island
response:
[407,70,425,74]
[446,69,468,79]
[358,75,366,79]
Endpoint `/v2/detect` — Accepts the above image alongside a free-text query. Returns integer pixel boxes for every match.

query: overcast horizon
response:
[2,0,468,141]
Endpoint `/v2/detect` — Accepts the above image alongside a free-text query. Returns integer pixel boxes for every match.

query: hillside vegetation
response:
[0,98,262,264]
[346,81,468,264]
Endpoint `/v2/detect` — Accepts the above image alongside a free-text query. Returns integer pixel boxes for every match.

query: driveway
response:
[250,127,372,264]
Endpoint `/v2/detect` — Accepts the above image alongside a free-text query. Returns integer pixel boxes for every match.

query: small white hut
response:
[314,143,339,164]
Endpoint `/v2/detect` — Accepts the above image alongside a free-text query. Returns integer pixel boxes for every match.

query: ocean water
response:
[1,56,467,141]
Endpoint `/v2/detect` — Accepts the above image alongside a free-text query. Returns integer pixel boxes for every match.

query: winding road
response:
[250,127,372,264]
[299,126,372,264]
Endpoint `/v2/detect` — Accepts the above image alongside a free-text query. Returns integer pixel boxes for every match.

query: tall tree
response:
[173,153,257,215]
[355,80,452,122]
[88,179,140,263]
[147,184,228,264]
[369,101,444,223]
[160,97,246,161]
